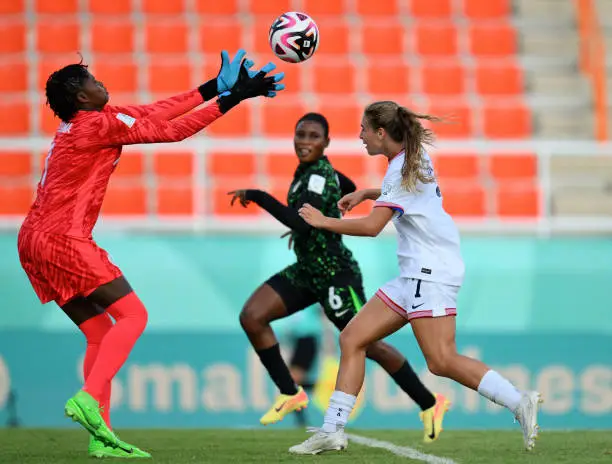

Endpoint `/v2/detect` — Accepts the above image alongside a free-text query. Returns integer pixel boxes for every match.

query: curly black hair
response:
[45,62,91,123]
[296,112,330,138]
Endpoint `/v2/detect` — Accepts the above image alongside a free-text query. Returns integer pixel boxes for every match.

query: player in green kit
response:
[229,113,450,443]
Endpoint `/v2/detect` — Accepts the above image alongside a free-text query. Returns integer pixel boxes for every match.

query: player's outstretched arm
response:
[99,103,224,145]
[228,189,310,234]
[108,90,206,121]
[337,188,381,214]
[298,203,394,237]
[107,50,253,121]
[98,62,284,146]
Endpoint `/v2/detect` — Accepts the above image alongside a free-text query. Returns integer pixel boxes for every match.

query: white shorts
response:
[376,277,459,321]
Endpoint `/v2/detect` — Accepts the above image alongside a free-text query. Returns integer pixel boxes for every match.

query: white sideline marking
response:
[348,433,459,464]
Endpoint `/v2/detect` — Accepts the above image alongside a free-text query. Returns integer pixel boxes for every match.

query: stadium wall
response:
[1,233,611,429]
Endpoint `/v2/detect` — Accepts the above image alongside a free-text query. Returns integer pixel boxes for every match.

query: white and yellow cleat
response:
[419,392,451,444]
[515,391,543,451]
[260,386,309,425]
[289,427,348,455]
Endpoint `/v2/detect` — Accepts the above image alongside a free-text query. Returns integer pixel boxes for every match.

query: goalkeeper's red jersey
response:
[21,90,220,238]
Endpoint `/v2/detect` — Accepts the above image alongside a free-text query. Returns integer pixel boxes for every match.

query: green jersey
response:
[286,156,360,280]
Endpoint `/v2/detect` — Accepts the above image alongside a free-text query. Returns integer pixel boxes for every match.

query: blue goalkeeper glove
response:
[217,61,285,113]
[198,49,247,101]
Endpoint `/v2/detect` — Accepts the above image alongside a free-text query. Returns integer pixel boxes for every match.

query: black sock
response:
[301,381,315,391]
[391,361,436,411]
[256,344,298,395]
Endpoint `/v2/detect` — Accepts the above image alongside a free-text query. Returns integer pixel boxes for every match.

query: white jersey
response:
[374,151,465,287]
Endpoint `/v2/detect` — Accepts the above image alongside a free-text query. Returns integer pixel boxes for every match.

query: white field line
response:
[348,433,459,464]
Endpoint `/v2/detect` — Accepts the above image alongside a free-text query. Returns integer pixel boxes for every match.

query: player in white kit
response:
[290,101,543,454]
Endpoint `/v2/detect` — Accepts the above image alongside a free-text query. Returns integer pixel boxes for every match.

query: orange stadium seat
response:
[0,21,26,54]
[114,152,144,177]
[0,59,27,92]
[199,22,243,54]
[440,184,486,217]
[145,20,189,54]
[268,178,290,204]
[421,61,465,96]
[366,62,410,95]
[91,19,135,54]
[270,62,303,93]
[0,102,29,135]
[207,152,257,179]
[0,151,32,177]
[312,59,357,94]
[156,185,194,215]
[36,19,80,54]
[38,58,71,90]
[464,0,510,19]
[40,103,59,135]
[489,152,537,180]
[153,151,194,178]
[102,185,147,215]
[415,23,458,56]
[483,103,531,139]
[248,0,292,15]
[433,153,480,180]
[372,155,390,177]
[316,20,350,55]
[315,101,362,136]
[264,153,298,178]
[495,184,540,217]
[327,154,368,182]
[0,185,33,215]
[93,61,137,93]
[88,0,131,14]
[35,0,78,14]
[427,103,473,138]
[469,23,517,57]
[205,104,251,136]
[303,0,345,15]
[356,0,398,16]
[147,59,192,93]
[261,101,308,136]
[0,0,24,14]
[195,0,238,14]
[361,23,405,56]
[211,186,261,216]
[253,18,275,56]
[475,62,523,96]
[410,0,452,18]
[142,0,184,14]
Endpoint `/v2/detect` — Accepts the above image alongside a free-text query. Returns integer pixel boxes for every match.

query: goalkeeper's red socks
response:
[83,292,148,409]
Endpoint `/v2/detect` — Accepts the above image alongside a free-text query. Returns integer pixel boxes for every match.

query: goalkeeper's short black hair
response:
[45,62,91,123]
[296,112,330,138]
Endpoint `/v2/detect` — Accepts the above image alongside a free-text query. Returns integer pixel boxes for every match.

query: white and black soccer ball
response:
[269,12,319,63]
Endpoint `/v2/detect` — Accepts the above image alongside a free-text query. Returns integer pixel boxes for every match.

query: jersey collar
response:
[389,149,405,164]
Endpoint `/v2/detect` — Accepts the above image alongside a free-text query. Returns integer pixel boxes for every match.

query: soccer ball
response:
[268,12,319,63]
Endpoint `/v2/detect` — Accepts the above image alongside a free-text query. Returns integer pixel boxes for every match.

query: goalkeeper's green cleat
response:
[65,390,118,447]
[89,436,152,459]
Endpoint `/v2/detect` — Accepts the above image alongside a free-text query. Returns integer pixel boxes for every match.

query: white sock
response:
[477,370,523,412]
[321,391,357,433]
